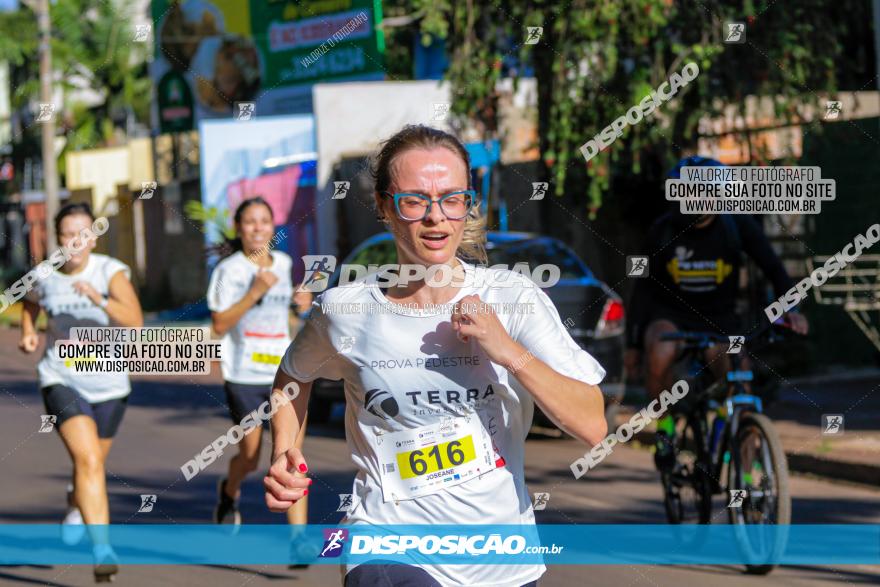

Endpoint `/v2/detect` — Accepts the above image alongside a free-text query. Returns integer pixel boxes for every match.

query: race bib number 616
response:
[397,435,476,479]
[375,414,497,502]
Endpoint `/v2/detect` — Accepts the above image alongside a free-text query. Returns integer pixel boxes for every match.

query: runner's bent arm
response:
[507,348,607,445]
[265,298,342,511]
[104,271,143,327]
[212,271,276,335]
[212,294,260,336]
[20,298,39,334]
[73,271,142,327]
[264,368,312,512]
[19,299,41,352]
[269,369,311,459]
[453,293,607,446]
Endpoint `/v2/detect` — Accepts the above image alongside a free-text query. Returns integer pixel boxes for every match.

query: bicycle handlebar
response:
[659,315,800,348]
[659,331,728,344]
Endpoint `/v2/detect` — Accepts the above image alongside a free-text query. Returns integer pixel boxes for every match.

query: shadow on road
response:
[0,567,71,587]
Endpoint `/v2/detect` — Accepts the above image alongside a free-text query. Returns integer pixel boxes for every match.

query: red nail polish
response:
[308,478,313,485]
[298,463,307,472]
[303,489,309,496]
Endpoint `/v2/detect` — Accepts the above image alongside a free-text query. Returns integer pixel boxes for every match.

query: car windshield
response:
[487,239,588,279]
[343,236,589,280]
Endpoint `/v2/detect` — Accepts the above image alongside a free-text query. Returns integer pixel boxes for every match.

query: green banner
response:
[151,0,385,132]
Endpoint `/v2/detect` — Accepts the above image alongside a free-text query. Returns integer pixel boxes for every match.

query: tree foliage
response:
[0,0,151,158]
[183,199,235,243]
[413,0,869,214]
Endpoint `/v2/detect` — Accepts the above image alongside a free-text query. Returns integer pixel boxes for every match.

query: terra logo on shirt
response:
[364,388,400,420]
[364,385,500,421]
[404,385,497,407]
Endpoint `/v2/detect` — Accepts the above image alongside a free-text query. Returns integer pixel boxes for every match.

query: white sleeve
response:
[280,298,344,382]
[207,261,235,313]
[510,283,606,385]
[102,257,131,283]
[278,252,294,273]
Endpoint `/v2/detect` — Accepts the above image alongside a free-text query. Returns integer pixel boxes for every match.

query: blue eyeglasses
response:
[381,190,479,221]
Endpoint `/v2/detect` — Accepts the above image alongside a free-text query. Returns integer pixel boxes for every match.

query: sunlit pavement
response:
[1,329,878,586]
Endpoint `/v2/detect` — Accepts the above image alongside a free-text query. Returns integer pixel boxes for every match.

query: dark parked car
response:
[308,231,625,433]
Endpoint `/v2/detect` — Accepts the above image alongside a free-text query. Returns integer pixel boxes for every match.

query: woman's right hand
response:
[264,447,311,512]
[249,269,279,301]
[19,332,39,353]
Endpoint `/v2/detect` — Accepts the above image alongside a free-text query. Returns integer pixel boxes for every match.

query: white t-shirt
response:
[281,260,606,587]
[207,251,293,385]
[29,253,132,403]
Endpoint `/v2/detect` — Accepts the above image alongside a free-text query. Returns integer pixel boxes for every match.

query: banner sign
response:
[151,0,385,132]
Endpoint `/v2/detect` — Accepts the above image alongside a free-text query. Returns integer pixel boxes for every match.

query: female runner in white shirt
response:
[207,197,311,563]
[19,202,142,582]
[263,125,608,586]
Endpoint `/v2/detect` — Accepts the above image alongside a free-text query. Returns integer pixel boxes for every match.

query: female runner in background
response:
[20,202,142,582]
[207,196,310,564]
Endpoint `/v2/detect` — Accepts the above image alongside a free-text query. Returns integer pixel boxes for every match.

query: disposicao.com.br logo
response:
[298,256,562,292]
[349,533,562,556]
[319,528,349,558]
[315,527,563,560]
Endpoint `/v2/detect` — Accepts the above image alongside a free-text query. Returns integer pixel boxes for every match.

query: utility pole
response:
[38,0,59,254]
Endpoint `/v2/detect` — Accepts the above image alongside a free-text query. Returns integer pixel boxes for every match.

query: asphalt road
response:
[1,336,878,586]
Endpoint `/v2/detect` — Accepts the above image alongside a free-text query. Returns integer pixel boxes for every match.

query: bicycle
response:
[657,319,797,575]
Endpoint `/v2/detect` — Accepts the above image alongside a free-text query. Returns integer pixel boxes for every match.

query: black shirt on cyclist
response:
[626,212,794,348]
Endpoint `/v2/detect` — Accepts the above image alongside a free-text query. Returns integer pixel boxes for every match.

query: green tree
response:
[414,0,870,215]
[0,0,151,168]
[183,200,235,242]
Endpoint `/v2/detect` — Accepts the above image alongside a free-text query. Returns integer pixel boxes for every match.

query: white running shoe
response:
[61,506,86,545]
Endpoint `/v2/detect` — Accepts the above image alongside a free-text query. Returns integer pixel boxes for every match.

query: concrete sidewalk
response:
[617,374,880,487]
[764,374,880,486]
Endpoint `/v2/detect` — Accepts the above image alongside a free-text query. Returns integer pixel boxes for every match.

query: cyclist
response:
[625,156,808,472]
[263,125,608,586]
[207,196,310,541]
[19,202,143,582]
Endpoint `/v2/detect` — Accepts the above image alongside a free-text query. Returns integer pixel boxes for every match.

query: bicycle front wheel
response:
[664,416,713,525]
[727,412,791,575]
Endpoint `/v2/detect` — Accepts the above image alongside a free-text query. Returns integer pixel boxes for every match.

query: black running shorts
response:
[224,381,272,425]
[344,562,538,587]
[41,385,128,439]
